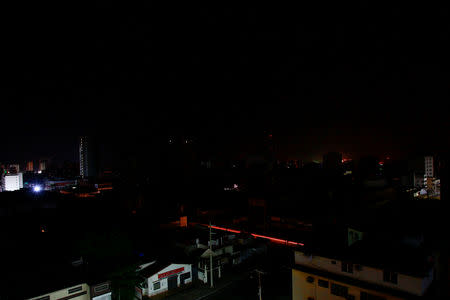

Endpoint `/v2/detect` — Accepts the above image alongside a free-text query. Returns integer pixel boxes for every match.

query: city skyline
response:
[0,131,445,168]
[2,3,450,298]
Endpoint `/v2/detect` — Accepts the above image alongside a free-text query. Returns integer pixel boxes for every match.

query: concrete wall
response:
[28,283,90,300]
[294,251,426,296]
[292,269,404,300]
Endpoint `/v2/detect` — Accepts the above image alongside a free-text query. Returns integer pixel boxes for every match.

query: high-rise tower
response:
[79,136,98,178]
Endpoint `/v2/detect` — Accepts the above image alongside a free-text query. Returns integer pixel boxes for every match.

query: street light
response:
[209,221,214,288]
[254,269,267,300]
[33,185,42,192]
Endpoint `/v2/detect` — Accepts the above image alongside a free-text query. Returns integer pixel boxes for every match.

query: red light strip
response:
[251,233,286,243]
[98,187,113,191]
[210,225,241,234]
[205,224,304,246]
[251,233,304,246]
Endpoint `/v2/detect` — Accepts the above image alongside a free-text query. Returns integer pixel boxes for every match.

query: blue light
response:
[33,186,42,192]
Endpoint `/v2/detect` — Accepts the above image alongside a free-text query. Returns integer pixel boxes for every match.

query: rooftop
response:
[293,264,422,299]
[10,255,86,299]
[299,238,433,278]
[138,257,192,279]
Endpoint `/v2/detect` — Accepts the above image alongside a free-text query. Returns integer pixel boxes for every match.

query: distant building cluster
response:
[0,136,108,196]
[0,155,80,193]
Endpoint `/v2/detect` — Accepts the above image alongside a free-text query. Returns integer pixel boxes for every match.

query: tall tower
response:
[424,156,434,178]
[79,136,99,179]
[424,156,434,190]
[80,136,88,178]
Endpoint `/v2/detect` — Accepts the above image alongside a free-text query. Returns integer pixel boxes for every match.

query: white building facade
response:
[26,281,111,300]
[4,173,23,191]
[140,263,192,297]
[28,283,90,300]
[292,249,434,300]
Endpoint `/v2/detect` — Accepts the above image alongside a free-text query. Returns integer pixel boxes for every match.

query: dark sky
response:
[1,3,450,164]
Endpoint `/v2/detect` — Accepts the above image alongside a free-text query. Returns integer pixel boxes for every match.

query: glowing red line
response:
[250,233,304,246]
[210,225,241,234]
[98,187,113,190]
[204,224,304,246]
[251,233,286,243]
[288,241,304,246]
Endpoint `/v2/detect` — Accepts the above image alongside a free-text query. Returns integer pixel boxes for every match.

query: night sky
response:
[2,3,450,164]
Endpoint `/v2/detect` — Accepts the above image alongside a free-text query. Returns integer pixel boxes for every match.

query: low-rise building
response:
[27,283,91,300]
[17,250,112,300]
[292,239,434,300]
[171,226,267,286]
[138,261,193,298]
[26,282,112,300]
[191,227,266,284]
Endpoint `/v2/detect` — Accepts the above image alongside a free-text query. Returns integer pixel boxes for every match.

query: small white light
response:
[33,186,42,192]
